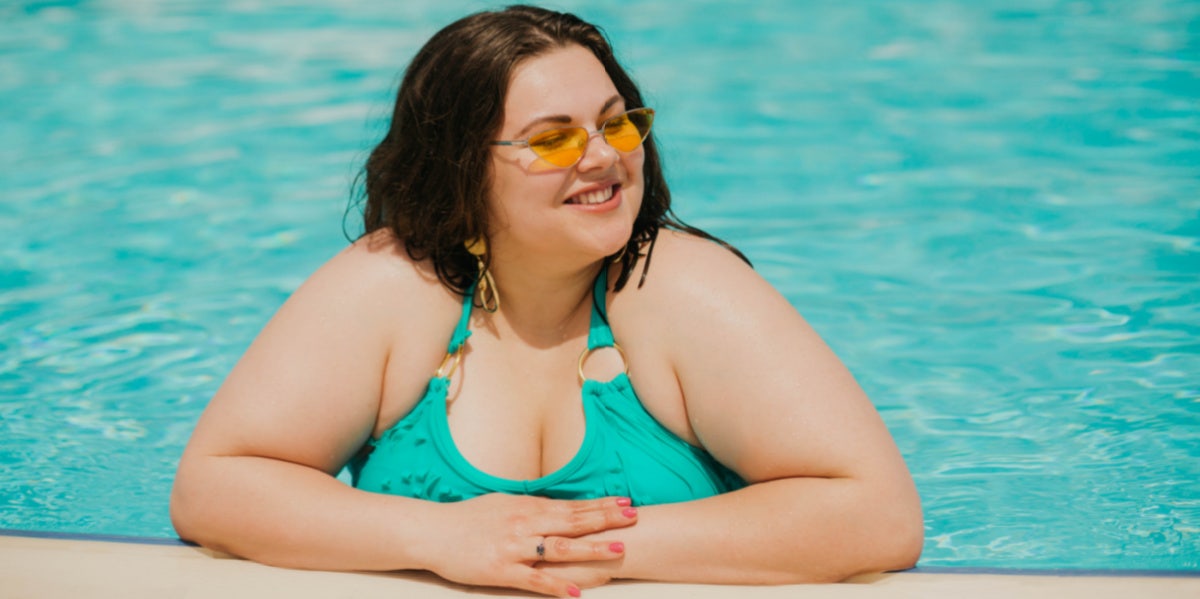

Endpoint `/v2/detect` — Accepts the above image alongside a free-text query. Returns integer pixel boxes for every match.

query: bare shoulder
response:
[304,229,449,307]
[644,227,752,276]
[614,228,788,323]
[606,229,804,444]
[615,229,875,482]
[187,229,461,472]
[289,229,464,388]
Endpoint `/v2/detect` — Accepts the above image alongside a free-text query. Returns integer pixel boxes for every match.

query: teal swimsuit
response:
[349,269,744,506]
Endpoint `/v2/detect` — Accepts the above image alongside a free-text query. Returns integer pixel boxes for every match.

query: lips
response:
[566,184,619,205]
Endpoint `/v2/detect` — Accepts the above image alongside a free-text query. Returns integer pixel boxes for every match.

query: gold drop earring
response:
[465,237,499,312]
[609,242,628,264]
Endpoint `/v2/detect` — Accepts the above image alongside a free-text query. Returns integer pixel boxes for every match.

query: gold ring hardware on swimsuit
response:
[435,348,463,379]
[465,237,499,313]
[577,343,629,386]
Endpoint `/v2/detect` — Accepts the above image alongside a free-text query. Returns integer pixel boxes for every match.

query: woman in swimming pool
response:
[170,5,922,597]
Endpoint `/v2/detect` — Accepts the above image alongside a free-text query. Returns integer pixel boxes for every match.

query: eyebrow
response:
[512,95,624,139]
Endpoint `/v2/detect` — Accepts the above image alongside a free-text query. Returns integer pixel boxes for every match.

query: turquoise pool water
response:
[2,0,1197,571]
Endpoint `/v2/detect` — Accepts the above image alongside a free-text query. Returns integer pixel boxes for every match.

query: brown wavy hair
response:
[358,5,745,294]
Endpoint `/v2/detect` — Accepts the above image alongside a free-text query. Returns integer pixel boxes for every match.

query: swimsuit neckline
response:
[428,268,621,492]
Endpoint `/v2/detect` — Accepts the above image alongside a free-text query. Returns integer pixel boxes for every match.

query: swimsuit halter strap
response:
[447,281,476,354]
[587,267,616,350]
[578,267,628,386]
[448,270,613,357]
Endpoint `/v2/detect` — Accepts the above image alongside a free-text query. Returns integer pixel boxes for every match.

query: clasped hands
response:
[422,493,638,597]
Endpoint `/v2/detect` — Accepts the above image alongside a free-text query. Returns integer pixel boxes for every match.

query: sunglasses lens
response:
[604,108,654,152]
[521,109,654,168]
[528,128,587,167]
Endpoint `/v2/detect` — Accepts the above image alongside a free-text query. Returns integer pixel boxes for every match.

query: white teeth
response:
[572,186,614,205]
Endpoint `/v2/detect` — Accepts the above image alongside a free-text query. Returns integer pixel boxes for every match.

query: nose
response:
[576,129,619,170]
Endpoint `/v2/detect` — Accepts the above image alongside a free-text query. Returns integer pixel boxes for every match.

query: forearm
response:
[612,477,923,584]
[171,454,441,572]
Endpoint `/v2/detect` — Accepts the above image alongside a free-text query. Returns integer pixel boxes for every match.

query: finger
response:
[508,566,582,598]
[540,497,638,537]
[539,536,626,563]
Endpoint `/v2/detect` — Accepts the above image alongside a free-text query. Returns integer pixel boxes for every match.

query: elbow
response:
[777,484,925,584]
[832,484,925,581]
[170,448,208,545]
[871,489,925,574]
[823,505,923,583]
[169,473,205,546]
[169,463,228,554]
[170,480,243,559]
[884,507,925,572]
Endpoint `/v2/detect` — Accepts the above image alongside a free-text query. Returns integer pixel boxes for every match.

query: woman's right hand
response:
[421,493,637,597]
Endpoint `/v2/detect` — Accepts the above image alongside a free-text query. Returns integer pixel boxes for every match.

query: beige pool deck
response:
[2,532,1196,599]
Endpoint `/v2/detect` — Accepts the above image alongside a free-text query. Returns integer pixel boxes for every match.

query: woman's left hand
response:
[532,527,629,589]
[535,558,624,589]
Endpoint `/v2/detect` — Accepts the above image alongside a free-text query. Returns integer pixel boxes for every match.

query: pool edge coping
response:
[3,528,1195,578]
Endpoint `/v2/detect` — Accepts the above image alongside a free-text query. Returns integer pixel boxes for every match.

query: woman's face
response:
[487,44,645,270]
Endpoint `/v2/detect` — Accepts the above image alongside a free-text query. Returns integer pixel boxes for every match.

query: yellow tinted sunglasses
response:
[491,107,655,168]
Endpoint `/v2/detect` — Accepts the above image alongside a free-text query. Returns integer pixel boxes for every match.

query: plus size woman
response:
[171,6,923,597]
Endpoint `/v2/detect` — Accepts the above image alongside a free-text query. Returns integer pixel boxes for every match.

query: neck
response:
[483,260,604,348]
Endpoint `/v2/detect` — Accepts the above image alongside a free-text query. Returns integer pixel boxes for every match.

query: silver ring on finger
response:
[536,538,546,561]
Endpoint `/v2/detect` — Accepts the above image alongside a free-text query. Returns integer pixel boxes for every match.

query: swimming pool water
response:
[2,0,1198,571]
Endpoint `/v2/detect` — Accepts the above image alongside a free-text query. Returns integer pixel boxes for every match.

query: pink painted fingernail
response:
[568,585,581,598]
[609,542,625,553]
[622,507,637,518]
[615,497,632,507]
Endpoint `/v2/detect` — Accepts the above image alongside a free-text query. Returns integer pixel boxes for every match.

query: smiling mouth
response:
[566,184,619,205]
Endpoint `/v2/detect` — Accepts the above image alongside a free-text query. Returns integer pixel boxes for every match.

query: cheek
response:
[485,161,566,234]
[487,156,550,230]
[624,150,647,194]
[484,194,506,230]
[485,164,513,230]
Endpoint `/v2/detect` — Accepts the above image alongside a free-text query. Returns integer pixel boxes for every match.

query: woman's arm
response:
[547,231,923,585]
[171,237,633,597]
[171,238,421,567]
